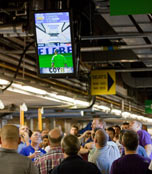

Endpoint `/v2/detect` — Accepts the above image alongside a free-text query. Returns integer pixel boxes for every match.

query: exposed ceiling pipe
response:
[0,25,23,34]
[81,32,152,41]
[121,73,152,88]
[116,68,152,73]
[81,44,152,52]
[2,44,152,55]
[0,49,35,54]
[0,54,36,72]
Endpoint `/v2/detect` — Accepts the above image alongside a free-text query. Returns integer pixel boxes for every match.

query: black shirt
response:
[51,155,101,174]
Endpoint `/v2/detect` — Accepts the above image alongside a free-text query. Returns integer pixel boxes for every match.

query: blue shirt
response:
[88,141,120,174]
[20,145,46,161]
[17,140,31,153]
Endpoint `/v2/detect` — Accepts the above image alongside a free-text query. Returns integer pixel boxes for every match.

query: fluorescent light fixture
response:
[122,112,131,118]
[111,109,122,116]
[8,87,32,95]
[20,103,28,112]
[49,94,75,102]
[74,100,90,107]
[12,84,46,95]
[48,93,89,106]
[130,114,139,119]
[0,79,9,85]
[94,105,110,112]
[0,100,4,109]
[22,86,46,95]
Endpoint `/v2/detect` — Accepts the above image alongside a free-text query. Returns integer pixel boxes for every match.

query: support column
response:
[20,109,24,126]
[38,108,42,131]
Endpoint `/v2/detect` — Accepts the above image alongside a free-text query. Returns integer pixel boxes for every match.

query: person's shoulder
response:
[51,165,59,174]
[107,141,117,147]
[136,154,151,162]
[16,152,33,162]
[84,161,101,173]
[138,129,149,135]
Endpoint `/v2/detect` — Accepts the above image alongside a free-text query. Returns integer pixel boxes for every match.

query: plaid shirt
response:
[34,146,64,174]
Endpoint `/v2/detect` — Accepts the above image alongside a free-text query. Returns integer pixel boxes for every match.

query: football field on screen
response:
[39,53,73,68]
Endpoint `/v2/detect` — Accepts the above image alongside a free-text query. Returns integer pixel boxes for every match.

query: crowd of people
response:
[0,117,152,174]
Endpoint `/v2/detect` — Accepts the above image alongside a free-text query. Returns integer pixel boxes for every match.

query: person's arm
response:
[23,132,30,146]
[79,146,89,154]
[145,144,152,157]
[78,130,92,140]
[148,160,152,171]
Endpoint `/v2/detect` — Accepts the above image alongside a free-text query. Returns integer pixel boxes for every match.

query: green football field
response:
[39,53,73,68]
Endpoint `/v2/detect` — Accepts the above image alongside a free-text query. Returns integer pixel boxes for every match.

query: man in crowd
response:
[70,124,79,137]
[106,127,115,142]
[129,120,152,159]
[0,124,38,174]
[20,130,46,161]
[121,122,129,130]
[88,129,120,174]
[41,129,49,137]
[110,130,151,174]
[41,135,49,150]
[35,128,64,174]
[51,134,101,174]
[92,117,106,131]
[18,125,30,153]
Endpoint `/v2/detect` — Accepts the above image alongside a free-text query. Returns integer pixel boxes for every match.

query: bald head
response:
[1,125,19,142]
[95,129,108,148]
[48,128,63,146]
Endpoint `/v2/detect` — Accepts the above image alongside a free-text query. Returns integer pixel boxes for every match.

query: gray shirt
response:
[0,147,38,174]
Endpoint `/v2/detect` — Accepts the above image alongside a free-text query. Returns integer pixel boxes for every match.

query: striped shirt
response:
[34,146,64,174]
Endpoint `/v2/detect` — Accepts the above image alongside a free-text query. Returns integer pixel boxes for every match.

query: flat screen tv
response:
[34,10,76,78]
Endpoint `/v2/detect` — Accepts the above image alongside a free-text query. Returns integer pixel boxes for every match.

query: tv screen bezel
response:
[33,10,76,78]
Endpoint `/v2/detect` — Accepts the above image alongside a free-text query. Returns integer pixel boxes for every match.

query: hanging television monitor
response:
[34,10,76,78]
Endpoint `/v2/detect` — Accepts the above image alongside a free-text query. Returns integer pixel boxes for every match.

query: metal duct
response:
[121,73,152,88]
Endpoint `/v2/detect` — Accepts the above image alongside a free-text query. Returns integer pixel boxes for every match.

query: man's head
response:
[48,128,63,147]
[31,131,41,145]
[122,130,138,151]
[61,134,80,156]
[19,125,29,135]
[121,122,129,130]
[106,127,115,141]
[92,118,106,131]
[95,129,108,148]
[42,135,49,148]
[129,120,142,132]
[41,129,49,137]
[113,125,121,135]
[1,124,19,149]
[70,125,79,136]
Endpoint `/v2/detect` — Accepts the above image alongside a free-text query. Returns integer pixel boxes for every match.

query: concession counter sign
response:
[91,70,116,95]
[145,100,152,114]
[110,0,152,15]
